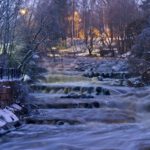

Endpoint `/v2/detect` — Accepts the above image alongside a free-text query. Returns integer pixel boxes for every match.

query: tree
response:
[0,0,22,67]
[129,0,150,74]
[79,0,99,55]
[38,0,70,47]
[104,0,140,54]
[129,27,150,73]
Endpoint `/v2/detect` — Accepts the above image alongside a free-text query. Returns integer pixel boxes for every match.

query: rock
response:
[97,76,103,81]
[87,87,94,94]
[93,72,100,77]
[72,86,81,92]
[0,109,13,123]
[0,120,6,127]
[142,69,150,85]
[3,109,19,122]
[103,89,111,95]
[83,68,99,78]
[96,87,102,95]
[127,77,145,87]
[92,102,100,108]
[11,104,22,111]
[23,74,32,82]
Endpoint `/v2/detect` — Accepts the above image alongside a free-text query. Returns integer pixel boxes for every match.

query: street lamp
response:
[19,8,28,16]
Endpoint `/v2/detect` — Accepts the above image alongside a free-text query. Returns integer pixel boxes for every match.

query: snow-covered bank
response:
[0,104,27,135]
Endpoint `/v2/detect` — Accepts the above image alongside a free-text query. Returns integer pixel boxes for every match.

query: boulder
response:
[127,77,145,87]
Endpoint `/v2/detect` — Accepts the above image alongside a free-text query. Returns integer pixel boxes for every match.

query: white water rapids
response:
[0,78,150,150]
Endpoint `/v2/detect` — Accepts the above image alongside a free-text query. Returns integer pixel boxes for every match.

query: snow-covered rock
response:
[3,109,19,122]
[5,106,15,112]
[11,104,22,111]
[127,77,145,87]
[0,120,6,127]
[121,52,131,58]
[97,59,128,73]
[0,103,24,133]
[0,109,13,123]
[23,74,31,82]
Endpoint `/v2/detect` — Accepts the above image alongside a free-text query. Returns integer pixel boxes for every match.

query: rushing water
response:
[0,75,150,150]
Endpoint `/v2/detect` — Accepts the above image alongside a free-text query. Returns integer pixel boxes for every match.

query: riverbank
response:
[0,103,28,136]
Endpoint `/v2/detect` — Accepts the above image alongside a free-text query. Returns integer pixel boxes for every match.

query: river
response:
[0,66,150,150]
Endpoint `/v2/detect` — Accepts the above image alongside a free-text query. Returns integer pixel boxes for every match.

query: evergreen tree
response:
[48,0,70,45]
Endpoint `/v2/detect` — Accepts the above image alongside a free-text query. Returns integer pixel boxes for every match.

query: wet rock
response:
[96,87,102,95]
[87,87,94,94]
[56,121,65,125]
[72,86,81,92]
[101,73,111,78]
[97,76,103,81]
[99,72,129,79]
[96,87,110,95]
[83,68,100,78]
[83,69,93,78]
[127,77,145,87]
[103,89,111,95]
[92,101,101,108]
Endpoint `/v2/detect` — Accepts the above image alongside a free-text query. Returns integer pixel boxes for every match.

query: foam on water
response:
[0,77,150,150]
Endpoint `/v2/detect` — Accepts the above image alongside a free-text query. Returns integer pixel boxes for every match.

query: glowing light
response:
[20,8,28,16]
[74,11,78,16]
[79,19,82,22]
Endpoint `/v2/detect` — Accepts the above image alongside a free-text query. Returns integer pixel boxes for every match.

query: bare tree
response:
[0,0,22,67]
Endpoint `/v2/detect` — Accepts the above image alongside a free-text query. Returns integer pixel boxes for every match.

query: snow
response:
[33,54,40,59]
[5,106,15,112]
[3,109,19,122]
[0,120,6,127]
[0,78,21,82]
[0,104,22,128]
[121,52,131,58]
[23,74,31,82]
[96,59,128,73]
[0,109,13,123]
[11,104,22,111]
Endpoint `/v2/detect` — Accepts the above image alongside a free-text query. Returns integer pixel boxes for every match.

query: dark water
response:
[0,82,150,150]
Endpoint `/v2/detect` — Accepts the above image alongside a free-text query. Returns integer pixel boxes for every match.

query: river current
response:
[0,75,150,150]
